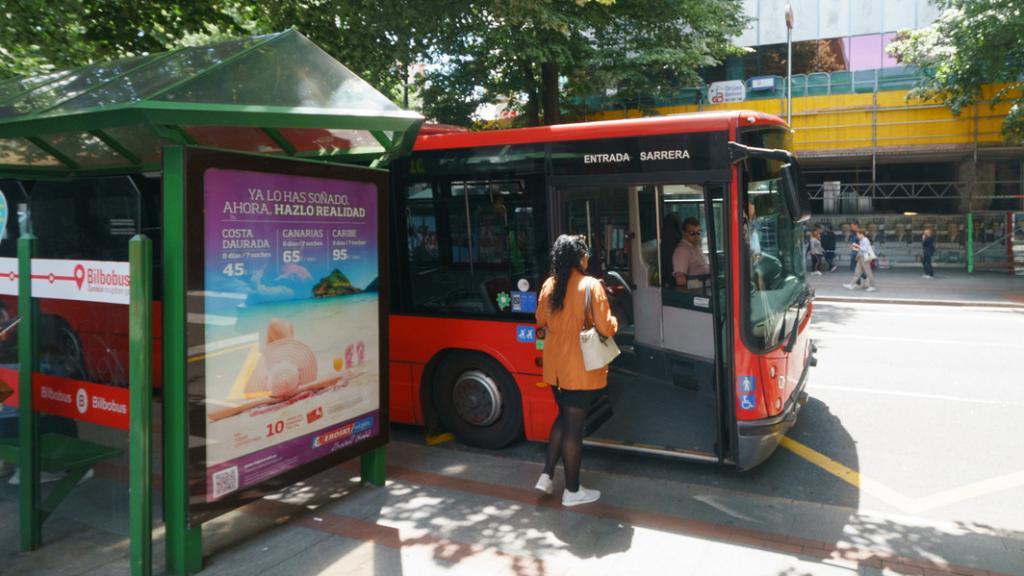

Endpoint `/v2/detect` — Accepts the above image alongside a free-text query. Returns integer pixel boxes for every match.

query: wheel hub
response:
[452,369,502,427]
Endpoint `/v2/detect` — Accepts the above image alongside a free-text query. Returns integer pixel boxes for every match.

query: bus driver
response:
[672,217,710,288]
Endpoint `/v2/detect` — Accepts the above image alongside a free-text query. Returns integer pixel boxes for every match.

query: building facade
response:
[576,0,1024,271]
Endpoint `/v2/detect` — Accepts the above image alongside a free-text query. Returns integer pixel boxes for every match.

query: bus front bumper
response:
[735,368,809,470]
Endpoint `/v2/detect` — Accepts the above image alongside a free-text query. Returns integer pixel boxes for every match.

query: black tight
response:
[542,392,590,493]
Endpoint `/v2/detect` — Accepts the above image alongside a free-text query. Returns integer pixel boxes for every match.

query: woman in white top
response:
[844,230,877,291]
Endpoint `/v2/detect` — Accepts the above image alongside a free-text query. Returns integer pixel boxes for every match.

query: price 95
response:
[332,248,348,261]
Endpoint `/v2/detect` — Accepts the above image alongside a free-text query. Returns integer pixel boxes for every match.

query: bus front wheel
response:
[433,352,523,449]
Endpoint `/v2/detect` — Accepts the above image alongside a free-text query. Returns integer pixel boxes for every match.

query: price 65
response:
[283,249,302,263]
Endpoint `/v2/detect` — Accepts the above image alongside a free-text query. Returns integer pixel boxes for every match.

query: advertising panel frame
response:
[179,147,390,526]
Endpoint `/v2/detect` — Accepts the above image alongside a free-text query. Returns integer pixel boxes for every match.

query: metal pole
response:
[17,233,40,551]
[787,27,792,126]
[162,147,202,575]
[129,234,153,576]
[786,4,794,127]
[360,446,387,486]
[967,212,974,273]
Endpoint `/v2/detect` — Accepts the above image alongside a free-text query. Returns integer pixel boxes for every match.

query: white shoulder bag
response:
[579,278,621,371]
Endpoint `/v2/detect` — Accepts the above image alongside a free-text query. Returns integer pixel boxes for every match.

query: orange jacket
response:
[535,270,619,390]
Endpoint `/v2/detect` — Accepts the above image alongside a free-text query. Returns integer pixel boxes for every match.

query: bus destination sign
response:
[550,132,727,175]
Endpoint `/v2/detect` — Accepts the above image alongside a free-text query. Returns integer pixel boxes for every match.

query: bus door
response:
[556,186,634,349]
[553,182,725,461]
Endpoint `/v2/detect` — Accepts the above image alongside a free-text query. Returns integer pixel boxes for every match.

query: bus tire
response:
[432,352,523,449]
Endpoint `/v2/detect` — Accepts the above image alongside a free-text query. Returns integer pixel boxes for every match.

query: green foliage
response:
[889,0,1024,143]
[1,0,747,127]
[0,0,252,77]
[419,0,747,125]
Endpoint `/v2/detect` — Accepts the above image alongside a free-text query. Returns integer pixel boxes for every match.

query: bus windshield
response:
[741,128,807,350]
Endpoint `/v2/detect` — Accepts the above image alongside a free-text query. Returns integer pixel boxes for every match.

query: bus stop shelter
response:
[0,29,422,575]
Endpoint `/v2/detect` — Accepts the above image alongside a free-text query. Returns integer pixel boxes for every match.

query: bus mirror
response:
[780,163,811,223]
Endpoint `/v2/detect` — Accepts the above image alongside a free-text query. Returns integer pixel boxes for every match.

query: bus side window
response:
[402,178,547,317]
[637,186,659,287]
[660,184,710,301]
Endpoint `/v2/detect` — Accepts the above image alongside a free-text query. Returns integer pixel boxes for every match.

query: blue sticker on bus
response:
[738,376,756,393]
[511,291,537,313]
[739,394,757,410]
[516,325,536,343]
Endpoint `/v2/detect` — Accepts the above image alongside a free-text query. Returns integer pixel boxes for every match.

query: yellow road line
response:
[187,341,256,364]
[425,433,454,446]
[779,436,916,512]
[227,345,267,401]
[908,469,1024,514]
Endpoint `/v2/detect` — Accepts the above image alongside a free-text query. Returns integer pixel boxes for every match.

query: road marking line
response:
[781,436,1024,514]
[808,384,1017,406]
[779,437,917,512]
[187,341,256,363]
[425,433,454,446]
[910,469,1024,513]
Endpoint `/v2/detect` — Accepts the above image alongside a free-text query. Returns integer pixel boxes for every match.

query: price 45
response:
[222,262,245,277]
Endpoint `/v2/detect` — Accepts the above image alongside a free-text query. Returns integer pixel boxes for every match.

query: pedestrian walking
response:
[822,223,837,272]
[847,222,860,272]
[535,234,618,506]
[921,227,935,279]
[809,226,825,275]
[843,229,877,291]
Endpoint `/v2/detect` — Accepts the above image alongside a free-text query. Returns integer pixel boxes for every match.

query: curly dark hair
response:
[549,234,589,312]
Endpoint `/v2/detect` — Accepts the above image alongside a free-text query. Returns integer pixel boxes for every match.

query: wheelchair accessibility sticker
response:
[739,394,757,411]
[516,325,536,343]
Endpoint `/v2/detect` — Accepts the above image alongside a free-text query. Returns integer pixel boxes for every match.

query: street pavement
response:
[809,265,1024,307]
[1,273,1022,575]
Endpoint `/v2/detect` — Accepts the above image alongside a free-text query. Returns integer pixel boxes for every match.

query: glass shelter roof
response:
[0,30,423,177]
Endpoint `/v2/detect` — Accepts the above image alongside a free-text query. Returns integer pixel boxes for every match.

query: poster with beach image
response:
[199,167,381,502]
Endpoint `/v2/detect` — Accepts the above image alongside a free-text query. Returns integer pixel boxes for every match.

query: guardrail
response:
[806,181,1024,201]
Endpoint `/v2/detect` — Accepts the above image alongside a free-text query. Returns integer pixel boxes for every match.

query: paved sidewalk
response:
[2,440,1022,575]
[810,265,1024,308]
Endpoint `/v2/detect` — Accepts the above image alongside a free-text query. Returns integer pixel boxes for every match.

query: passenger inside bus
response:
[661,211,710,294]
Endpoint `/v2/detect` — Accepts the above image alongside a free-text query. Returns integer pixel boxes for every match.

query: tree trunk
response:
[521,61,541,126]
[541,62,560,125]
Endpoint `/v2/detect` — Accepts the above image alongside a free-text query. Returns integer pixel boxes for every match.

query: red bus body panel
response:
[391,111,809,459]
[389,314,556,441]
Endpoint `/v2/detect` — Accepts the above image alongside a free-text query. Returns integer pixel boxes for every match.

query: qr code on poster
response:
[211,466,239,499]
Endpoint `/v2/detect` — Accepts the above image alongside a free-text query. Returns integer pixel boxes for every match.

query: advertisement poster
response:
[197,166,383,504]
[708,80,746,103]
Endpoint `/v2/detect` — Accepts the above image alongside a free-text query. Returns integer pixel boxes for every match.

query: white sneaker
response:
[562,486,601,507]
[843,283,854,290]
[812,271,823,276]
[534,473,553,494]
[830,266,838,272]
[865,287,878,292]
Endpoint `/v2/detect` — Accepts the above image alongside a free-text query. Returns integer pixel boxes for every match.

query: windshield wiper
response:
[783,286,814,353]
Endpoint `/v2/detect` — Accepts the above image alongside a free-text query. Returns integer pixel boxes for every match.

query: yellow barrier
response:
[583,85,1021,155]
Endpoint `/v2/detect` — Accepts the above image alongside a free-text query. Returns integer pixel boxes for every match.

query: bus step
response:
[582,437,719,463]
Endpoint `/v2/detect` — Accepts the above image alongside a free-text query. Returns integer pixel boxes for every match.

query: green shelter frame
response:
[0,30,422,576]
[0,29,424,177]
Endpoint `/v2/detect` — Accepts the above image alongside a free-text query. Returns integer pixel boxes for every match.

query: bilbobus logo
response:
[76,388,88,414]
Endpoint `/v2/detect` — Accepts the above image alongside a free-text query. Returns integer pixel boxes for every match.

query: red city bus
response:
[388,111,816,469]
